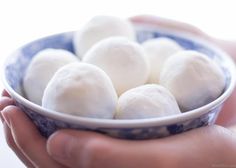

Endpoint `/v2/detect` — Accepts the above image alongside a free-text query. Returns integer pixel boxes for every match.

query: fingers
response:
[47,130,162,168]
[47,130,111,168]
[216,89,236,126]
[153,125,236,168]
[3,121,35,168]
[2,90,10,97]
[130,16,236,127]
[47,126,236,168]
[0,96,14,123]
[0,91,34,167]
[0,89,13,122]
[0,95,34,167]
[2,106,65,168]
[130,15,208,38]
[206,38,236,59]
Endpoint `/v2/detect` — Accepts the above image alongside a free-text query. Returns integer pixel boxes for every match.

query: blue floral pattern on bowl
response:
[3,25,233,140]
[14,101,221,139]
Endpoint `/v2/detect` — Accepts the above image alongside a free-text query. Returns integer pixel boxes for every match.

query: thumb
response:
[46,130,114,168]
[46,129,166,168]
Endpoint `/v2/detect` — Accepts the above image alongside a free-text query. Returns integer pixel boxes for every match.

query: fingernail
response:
[47,132,75,160]
[2,111,11,128]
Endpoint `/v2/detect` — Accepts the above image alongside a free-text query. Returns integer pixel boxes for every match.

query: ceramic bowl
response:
[3,20,236,140]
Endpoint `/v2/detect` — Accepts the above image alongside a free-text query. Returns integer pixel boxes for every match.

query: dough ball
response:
[23,48,78,105]
[115,84,181,119]
[42,63,118,119]
[142,37,182,83]
[73,15,136,58]
[159,50,225,112]
[83,37,150,95]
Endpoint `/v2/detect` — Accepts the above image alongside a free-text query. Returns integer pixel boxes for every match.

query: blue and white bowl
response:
[3,20,236,140]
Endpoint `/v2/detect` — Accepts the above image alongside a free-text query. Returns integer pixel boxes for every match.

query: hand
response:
[131,15,236,58]
[0,91,66,168]
[1,15,236,168]
[131,15,236,126]
[47,125,236,168]
[1,97,236,168]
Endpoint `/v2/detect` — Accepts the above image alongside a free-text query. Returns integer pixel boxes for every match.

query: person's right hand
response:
[131,15,236,57]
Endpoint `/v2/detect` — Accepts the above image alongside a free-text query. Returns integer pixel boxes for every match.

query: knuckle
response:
[212,125,236,143]
[206,125,236,161]
[201,125,235,151]
[83,138,104,158]
[0,98,14,111]
[80,138,110,168]
[3,105,20,114]
[207,125,232,140]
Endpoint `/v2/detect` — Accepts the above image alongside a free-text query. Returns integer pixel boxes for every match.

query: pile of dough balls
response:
[23,49,78,105]
[73,15,136,58]
[159,50,225,112]
[116,84,181,119]
[142,37,183,83]
[83,37,149,95]
[42,63,118,119]
[23,15,226,120]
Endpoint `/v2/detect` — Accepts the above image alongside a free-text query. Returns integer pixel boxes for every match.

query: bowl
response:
[3,19,236,140]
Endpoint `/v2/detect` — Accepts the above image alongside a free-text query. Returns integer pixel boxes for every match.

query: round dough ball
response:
[42,63,118,119]
[23,48,78,105]
[115,84,181,119]
[159,50,225,112]
[83,37,150,95]
[73,15,136,58]
[142,37,182,83]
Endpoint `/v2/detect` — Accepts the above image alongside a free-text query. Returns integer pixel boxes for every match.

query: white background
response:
[0,0,236,167]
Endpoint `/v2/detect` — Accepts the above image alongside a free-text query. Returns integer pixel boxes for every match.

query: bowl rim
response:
[2,21,236,129]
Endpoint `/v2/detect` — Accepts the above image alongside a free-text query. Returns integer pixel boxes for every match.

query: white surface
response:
[0,0,236,167]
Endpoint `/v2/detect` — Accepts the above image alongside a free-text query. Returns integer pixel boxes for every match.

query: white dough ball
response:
[115,84,181,119]
[23,48,78,105]
[142,37,182,83]
[160,50,225,112]
[42,63,118,119]
[83,37,150,95]
[73,15,136,58]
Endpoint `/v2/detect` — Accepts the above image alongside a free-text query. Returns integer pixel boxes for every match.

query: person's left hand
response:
[1,90,236,168]
[0,90,66,168]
